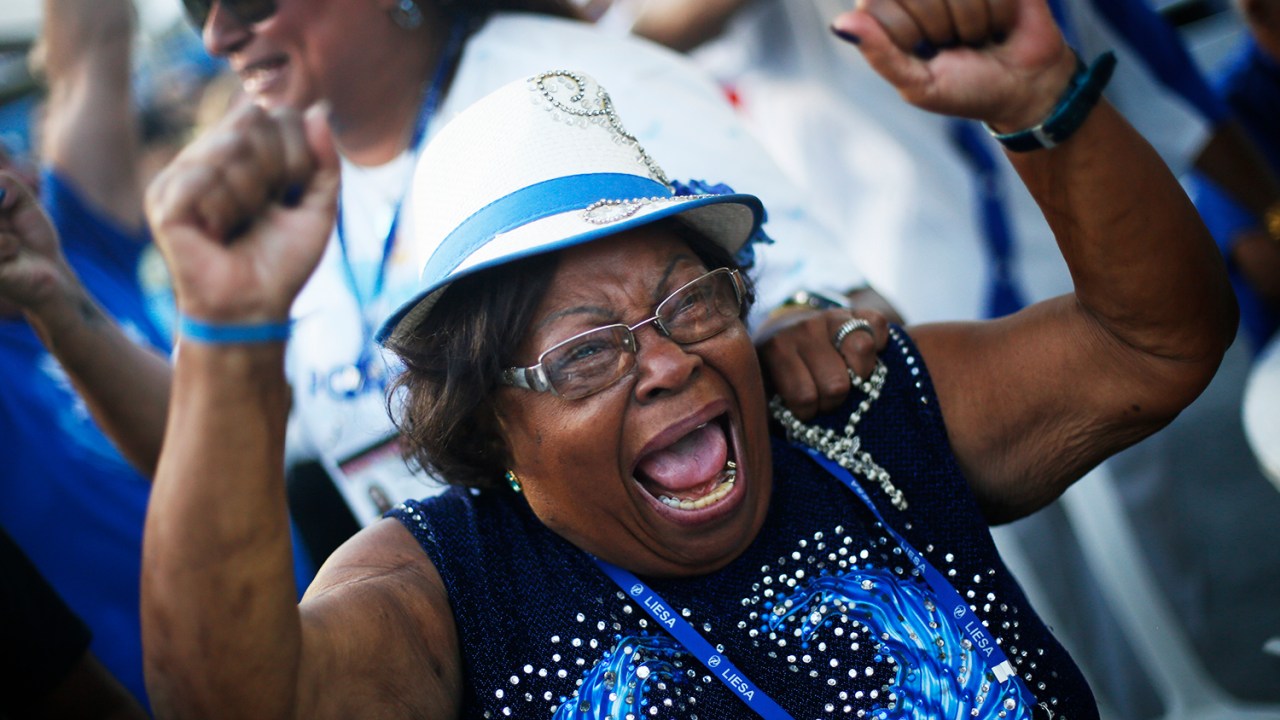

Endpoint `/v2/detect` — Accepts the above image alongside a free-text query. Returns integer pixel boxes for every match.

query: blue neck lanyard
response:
[593,559,798,720]
[591,444,1024,718]
[329,18,466,396]
[798,447,1019,682]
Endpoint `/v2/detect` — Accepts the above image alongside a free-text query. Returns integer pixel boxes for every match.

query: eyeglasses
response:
[182,0,277,29]
[502,268,745,400]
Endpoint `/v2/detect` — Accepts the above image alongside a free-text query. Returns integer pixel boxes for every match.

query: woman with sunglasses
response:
[0,0,890,547]
[138,0,1235,716]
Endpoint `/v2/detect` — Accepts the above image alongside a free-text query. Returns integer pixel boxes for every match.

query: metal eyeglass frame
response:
[501,267,745,399]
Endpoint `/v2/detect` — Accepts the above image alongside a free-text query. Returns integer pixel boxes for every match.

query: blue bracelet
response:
[985,50,1118,152]
[177,314,293,344]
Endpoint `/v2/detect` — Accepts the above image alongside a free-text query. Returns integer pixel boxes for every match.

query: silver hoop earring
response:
[390,0,424,29]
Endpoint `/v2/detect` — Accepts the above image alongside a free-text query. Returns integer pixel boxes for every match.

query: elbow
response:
[1144,287,1238,423]
[1197,273,1240,381]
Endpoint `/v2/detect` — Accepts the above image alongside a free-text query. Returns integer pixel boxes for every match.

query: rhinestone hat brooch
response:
[531,70,681,226]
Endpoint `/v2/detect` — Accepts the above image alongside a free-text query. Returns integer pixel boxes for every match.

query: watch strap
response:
[985,51,1118,153]
[782,289,852,311]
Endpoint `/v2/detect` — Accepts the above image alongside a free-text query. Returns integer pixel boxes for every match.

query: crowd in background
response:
[0,0,1277,717]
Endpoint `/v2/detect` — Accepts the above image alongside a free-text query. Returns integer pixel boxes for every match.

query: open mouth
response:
[238,56,288,94]
[632,415,741,515]
[658,461,736,510]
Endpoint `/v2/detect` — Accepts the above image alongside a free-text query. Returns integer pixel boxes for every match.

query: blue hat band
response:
[419,172,671,285]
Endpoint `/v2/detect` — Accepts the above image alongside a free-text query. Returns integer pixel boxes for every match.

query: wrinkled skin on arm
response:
[831,0,1236,523]
[141,105,464,719]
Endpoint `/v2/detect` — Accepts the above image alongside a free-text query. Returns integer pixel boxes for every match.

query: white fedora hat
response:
[375,70,764,345]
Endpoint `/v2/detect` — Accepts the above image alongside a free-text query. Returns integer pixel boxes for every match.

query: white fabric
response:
[285,12,869,524]
[285,156,429,524]
[631,0,1214,322]
[448,13,867,319]
[1243,335,1280,489]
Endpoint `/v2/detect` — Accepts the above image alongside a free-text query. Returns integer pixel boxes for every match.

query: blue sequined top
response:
[390,328,1099,719]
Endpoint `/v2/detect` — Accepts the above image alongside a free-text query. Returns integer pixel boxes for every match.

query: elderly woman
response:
[0,0,885,529]
[139,0,1235,717]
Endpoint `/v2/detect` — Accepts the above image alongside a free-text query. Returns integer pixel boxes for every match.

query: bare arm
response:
[0,175,172,475]
[38,0,143,228]
[146,344,459,717]
[835,0,1236,522]
[1230,227,1280,316]
[26,291,173,477]
[141,104,460,718]
[0,0,174,476]
[628,0,756,52]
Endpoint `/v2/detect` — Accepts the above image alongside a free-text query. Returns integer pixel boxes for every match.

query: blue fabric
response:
[949,121,1029,318]
[0,169,316,710]
[390,329,1099,719]
[422,174,672,286]
[1191,40,1280,352]
[1076,0,1229,123]
[1214,39,1280,172]
[671,179,774,270]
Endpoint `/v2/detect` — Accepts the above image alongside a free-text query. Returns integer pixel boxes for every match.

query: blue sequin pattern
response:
[759,559,1035,718]
[551,635,687,718]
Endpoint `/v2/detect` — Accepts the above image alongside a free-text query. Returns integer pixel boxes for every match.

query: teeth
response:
[657,465,737,511]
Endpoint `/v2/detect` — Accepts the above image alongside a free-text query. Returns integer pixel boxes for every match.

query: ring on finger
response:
[833,317,874,349]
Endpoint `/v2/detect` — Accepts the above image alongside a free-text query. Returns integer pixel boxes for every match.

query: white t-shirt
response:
[286,12,870,524]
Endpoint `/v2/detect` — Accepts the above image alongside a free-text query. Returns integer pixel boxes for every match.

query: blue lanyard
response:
[591,445,1025,719]
[592,559,797,720]
[799,447,1019,684]
[331,18,467,390]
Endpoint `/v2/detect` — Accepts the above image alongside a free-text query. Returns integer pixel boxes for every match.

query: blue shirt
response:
[0,170,315,709]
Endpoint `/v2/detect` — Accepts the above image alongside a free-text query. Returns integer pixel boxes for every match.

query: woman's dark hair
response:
[387,219,756,490]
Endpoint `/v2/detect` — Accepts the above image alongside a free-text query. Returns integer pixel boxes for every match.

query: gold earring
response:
[505,470,523,493]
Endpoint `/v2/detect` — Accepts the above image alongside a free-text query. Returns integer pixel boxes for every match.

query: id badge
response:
[324,434,438,526]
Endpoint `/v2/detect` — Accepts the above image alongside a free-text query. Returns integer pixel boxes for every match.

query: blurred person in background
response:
[1211,0,1280,559]
[0,0,315,709]
[0,0,896,571]
[1192,0,1280,357]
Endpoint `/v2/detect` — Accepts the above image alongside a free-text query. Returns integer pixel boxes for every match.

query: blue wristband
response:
[178,314,293,344]
[985,50,1118,152]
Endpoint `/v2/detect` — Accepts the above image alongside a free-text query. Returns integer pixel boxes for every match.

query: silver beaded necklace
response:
[768,360,908,511]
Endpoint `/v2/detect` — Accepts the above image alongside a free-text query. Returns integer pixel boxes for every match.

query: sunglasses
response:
[182,0,277,29]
